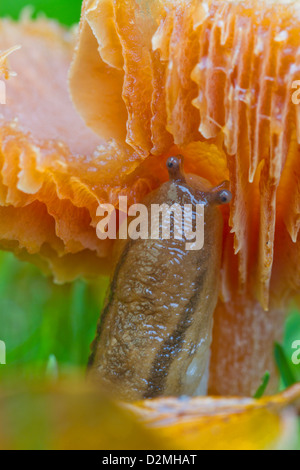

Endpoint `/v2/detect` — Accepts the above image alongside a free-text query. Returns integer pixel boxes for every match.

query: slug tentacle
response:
[205,188,232,206]
[166,155,186,184]
[89,156,232,401]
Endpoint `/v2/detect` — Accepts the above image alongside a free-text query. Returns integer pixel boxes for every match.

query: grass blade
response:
[253,371,270,399]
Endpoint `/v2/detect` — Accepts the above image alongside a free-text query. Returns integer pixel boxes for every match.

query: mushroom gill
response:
[0,0,299,397]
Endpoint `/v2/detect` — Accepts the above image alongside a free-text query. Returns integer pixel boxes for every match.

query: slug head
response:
[166,156,232,206]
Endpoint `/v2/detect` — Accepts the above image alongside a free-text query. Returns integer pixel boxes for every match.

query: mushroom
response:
[69,0,300,396]
[0,0,299,400]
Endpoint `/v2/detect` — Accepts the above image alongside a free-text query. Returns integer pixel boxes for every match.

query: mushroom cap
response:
[0,17,125,281]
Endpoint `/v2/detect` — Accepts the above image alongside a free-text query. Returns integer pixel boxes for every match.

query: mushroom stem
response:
[209,296,286,397]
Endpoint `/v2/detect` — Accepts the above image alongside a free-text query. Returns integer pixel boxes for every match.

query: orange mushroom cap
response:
[0,17,126,281]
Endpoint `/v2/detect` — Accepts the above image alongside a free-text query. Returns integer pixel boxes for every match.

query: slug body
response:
[89,156,231,401]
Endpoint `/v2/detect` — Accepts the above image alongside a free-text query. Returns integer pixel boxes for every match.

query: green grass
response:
[0,251,108,380]
[0,0,83,26]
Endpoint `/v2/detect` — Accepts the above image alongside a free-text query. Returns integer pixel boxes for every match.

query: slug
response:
[88,156,232,401]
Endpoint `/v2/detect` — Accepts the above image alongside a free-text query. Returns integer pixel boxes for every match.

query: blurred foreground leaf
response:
[0,379,164,450]
[0,379,299,450]
[130,384,300,450]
